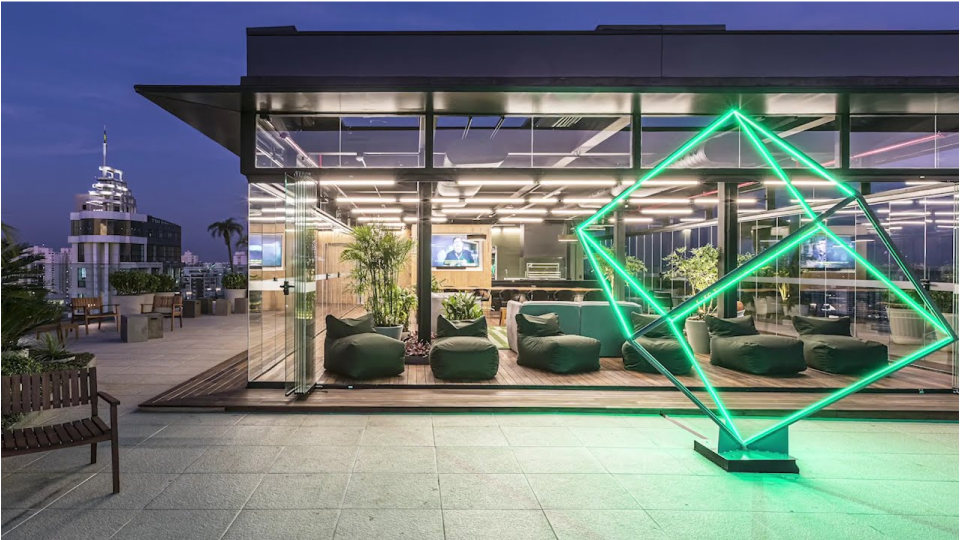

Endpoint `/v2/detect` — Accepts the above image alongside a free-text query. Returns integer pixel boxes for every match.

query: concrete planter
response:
[374,325,403,340]
[224,288,246,312]
[935,313,957,341]
[887,307,928,345]
[114,294,149,317]
[685,318,711,355]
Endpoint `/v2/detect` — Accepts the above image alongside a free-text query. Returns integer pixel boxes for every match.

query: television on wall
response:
[431,235,481,269]
[799,234,854,270]
[250,233,282,268]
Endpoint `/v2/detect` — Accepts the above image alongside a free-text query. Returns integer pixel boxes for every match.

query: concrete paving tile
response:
[51,473,177,509]
[174,412,246,426]
[588,447,687,475]
[435,446,522,474]
[118,446,208,473]
[526,473,638,510]
[0,509,134,540]
[222,509,339,540]
[569,427,658,448]
[444,509,556,540]
[545,509,668,540]
[18,444,110,474]
[289,426,365,446]
[215,425,298,446]
[755,512,888,540]
[798,478,956,516]
[366,414,434,427]
[353,446,436,473]
[0,473,90,509]
[140,423,230,446]
[501,427,582,447]
[860,514,960,540]
[432,414,499,427]
[238,413,307,427]
[434,426,509,447]
[270,446,358,473]
[495,414,566,427]
[300,414,369,427]
[147,473,263,509]
[513,447,606,474]
[335,509,443,540]
[360,426,434,446]
[646,510,778,540]
[558,414,632,428]
[439,473,540,510]
[0,509,36,535]
[112,509,237,540]
[185,445,283,473]
[342,473,440,509]
[246,474,350,509]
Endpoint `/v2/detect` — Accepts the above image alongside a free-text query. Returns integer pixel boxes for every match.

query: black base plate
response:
[694,441,800,474]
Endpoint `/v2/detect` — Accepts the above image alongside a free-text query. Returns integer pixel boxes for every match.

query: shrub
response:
[156,274,179,293]
[223,273,247,289]
[110,270,158,295]
[442,292,484,321]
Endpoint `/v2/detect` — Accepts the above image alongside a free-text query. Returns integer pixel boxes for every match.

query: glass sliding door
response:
[284,173,318,395]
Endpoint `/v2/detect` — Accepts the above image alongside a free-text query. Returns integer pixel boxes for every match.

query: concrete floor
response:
[2,314,958,539]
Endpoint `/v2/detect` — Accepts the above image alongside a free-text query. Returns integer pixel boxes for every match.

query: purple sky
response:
[2,2,957,262]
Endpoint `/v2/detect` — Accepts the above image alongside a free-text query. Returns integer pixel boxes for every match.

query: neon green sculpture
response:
[576,110,957,450]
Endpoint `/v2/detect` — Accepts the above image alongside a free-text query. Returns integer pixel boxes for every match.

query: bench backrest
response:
[1,367,98,415]
[72,297,103,313]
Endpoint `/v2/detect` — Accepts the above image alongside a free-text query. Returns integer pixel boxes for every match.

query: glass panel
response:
[434,115,631,168]
[285,175,318,395]
[247,183,286,382]
[850,115,938,168]
[256,115,424,168]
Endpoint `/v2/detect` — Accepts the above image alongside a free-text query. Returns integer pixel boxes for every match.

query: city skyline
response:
[2,2,957,261]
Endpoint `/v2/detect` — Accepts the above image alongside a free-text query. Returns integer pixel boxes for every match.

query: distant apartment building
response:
[68,145,182,301]
[181,263,225,299]
[232,250,248,268]
[26,246,72,301]
[181,250,200,265]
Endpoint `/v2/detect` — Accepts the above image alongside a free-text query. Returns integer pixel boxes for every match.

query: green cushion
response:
[518,302,581,336]
[429,336,499,380]
[704,315,760,337]
[792,316,851,336]
[709,335,806,375]
[517,334,600,374]
[516,313,562,337]
[622,337,691,375]
[629,312,672,339]
[437,316,488,338]
[326,313,375,340]
[802,335,887,374]
[579,301,644,357]
[323,332,404,380]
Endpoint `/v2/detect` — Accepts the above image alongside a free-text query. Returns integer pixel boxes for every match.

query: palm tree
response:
[207,218,244,272]
[1,222,62,349]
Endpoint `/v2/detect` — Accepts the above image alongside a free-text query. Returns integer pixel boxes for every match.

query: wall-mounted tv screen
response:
[799,235,854,270]
[432,235,481,269]
[250,233,282,268]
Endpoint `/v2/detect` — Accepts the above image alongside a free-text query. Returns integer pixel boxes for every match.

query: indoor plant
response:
[663,245,719,354]
[403,333,432,365]
[595,245,647,287]
[442,292,484,321]
[341,224,416,339]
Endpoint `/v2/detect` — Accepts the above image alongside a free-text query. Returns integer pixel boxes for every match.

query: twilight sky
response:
[2,2,957,262]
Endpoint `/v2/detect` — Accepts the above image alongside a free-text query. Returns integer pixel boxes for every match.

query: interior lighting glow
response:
[629,197,691,204]
[350,208,403,214]
[457,179,535,186]
[466,198,528,204]
[440,207,493,214]
[551,209,598,216]
[496,208,548,214]
[562,198,613,204]
[323,179,395,186]
[640,208,694,215]
[499,217,543,223]
[337,196,397,203]
[539,179,617,186]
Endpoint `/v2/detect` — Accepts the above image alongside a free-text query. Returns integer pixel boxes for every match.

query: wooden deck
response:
[141,351,958,419]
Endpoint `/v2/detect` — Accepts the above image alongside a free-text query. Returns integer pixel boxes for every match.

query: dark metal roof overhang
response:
[135,85,243,155]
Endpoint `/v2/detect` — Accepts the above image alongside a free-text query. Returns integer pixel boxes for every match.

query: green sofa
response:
[516,313,601,374]
[323,313,405,380]
[622,312,691,375]
[793,316,888,374]
[706,315,806,375]
[506,300,644,357]
[429,316,499,380]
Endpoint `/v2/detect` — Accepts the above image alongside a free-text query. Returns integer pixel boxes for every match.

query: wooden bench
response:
[1,368,120,493]
[141,295,184,331]
[71,297,120,335]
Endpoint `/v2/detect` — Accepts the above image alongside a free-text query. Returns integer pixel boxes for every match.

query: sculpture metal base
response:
[694,426,799,474]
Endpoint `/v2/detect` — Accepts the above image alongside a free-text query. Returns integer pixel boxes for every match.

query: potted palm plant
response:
[341,224,416,340]
[663,245,720,354]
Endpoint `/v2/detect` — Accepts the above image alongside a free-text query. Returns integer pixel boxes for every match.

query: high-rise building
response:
[181,250,200,265]
[26,246,72,301]
[180,263,225,300]
[68,134,182,300]
[232,250,248,268]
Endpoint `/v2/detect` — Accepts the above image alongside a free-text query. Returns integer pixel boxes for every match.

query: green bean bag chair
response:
[792,316,888,374]
[516,313,601,374]
[706,315,806,375]
[429,316,499,380]
[323,313,405,380]
[622,312,691,375]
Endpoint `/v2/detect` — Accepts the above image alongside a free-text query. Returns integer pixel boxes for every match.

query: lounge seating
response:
[323,313,404,380]
[516,313,601,374]
[706,315,806,375]
[141,294,184,330]
[506,300,643,357]
[429,316,499,380]
[70,297,120,335]
[2,368,120,493]
[622,312,691,375]
[793,315,888,374]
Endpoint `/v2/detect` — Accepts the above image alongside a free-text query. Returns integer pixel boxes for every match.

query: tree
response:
[1,223,63,350]
[207,218,244,272]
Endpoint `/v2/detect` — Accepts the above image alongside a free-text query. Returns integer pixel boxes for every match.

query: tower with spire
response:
[79,127,138,213]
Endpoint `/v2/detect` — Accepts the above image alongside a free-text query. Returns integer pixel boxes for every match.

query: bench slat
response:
[70,371,80,406]
[72,420,93,440]
[11,374,22,414]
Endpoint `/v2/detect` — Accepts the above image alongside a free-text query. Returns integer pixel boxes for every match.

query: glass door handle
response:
[281,280,293,295]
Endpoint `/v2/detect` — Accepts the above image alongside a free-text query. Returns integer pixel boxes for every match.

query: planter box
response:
[888,307,928,345]
[375,326,403,340]
[685,318,711,355]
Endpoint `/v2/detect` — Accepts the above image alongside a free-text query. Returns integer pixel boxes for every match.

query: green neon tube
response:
[744,337,953,446]
[737,118,951,335]
[577,231,634,339]
[734,112,855,197]
[579,234,668,317]
[576,110,738,232]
